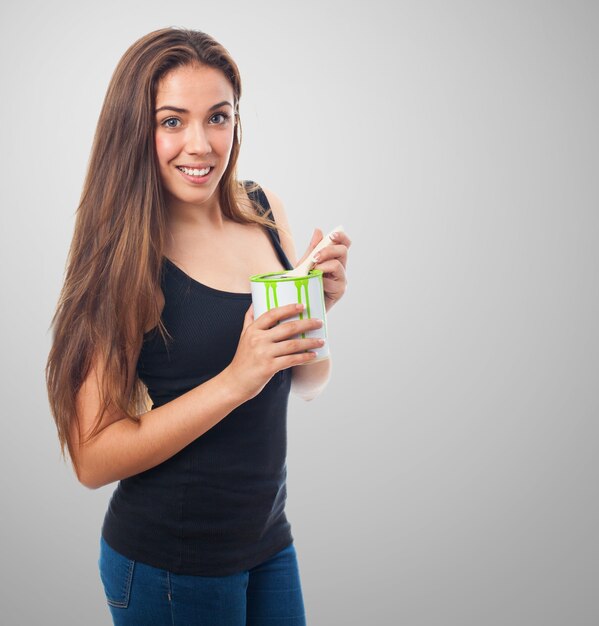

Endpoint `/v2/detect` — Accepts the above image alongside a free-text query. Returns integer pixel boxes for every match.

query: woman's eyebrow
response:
[155,101,233,114]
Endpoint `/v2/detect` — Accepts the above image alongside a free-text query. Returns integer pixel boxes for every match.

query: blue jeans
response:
[98,536,307,625]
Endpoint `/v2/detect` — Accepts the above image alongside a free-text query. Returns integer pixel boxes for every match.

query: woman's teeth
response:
[177,166,211,177]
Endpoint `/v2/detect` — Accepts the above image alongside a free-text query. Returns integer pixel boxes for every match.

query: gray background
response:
[1,0,597,624]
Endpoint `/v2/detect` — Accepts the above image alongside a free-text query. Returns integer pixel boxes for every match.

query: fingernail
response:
[330,232,338,240]
[296,303,305,310]
[312,253,321,262]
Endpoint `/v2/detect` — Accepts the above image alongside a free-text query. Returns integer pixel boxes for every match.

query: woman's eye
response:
[211,112,230,124]
[162,118,181,128]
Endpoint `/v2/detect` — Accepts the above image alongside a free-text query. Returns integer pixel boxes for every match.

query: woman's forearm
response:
[291,355,332,401]
[77,367,246,489]
[290,297,337,400]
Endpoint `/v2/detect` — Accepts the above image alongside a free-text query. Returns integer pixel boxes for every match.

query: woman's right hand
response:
[226,302,325,401]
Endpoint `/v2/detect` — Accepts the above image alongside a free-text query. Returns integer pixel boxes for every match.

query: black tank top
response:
[101,182,296,575]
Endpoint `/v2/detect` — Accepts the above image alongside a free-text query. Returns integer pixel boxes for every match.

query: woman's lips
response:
[176,166,214,184]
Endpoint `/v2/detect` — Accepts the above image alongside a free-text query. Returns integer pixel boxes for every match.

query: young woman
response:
[45,27,350,625]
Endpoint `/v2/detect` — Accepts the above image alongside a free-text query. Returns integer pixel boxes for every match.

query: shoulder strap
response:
[242,180,293,271]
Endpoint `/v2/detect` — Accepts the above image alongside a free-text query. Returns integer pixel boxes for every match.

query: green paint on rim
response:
[250,269,323,285]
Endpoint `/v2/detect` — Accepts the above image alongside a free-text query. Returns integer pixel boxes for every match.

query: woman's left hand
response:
[297,228,352,312]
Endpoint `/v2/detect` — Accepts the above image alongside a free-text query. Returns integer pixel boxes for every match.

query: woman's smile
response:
[176,165,215,183]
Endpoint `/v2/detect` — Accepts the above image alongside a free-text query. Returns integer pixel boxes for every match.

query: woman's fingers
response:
[266,316,324,343]
[251,306,324,358]
[274,350,320,370]
[272,336,325,358]
[312,243,348,269]
[330,231,352,248]
[296,228,324,267]
[318,260,347,309]
[324,274,346,301]
[251,302,304,331]
[311,231,351,310]
[314,258,345,277]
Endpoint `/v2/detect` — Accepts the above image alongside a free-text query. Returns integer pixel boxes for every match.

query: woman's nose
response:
[185,123,211,154]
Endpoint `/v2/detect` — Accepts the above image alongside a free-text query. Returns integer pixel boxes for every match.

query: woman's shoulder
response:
[242,180,298,267]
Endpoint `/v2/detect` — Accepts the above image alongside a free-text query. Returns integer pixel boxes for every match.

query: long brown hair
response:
[46,27,283,470]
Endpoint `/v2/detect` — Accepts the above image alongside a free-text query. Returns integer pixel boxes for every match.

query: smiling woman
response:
[45,25,349,626]
[154,65,236,211]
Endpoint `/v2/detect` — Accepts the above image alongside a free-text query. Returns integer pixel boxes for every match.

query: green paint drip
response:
[294,278,311,338]
[265,282,279,311]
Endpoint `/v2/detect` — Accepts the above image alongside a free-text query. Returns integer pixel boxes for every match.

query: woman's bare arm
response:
[262,186,333,401]
[72,359,245,489]
[72,299,321,489]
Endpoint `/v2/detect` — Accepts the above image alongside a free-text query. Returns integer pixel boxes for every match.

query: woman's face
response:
[154,63,236,211]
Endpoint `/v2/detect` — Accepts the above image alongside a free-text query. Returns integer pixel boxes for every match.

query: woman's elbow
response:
[71,451,105,490]
[74,462,100,490]
[292,384,326,402]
